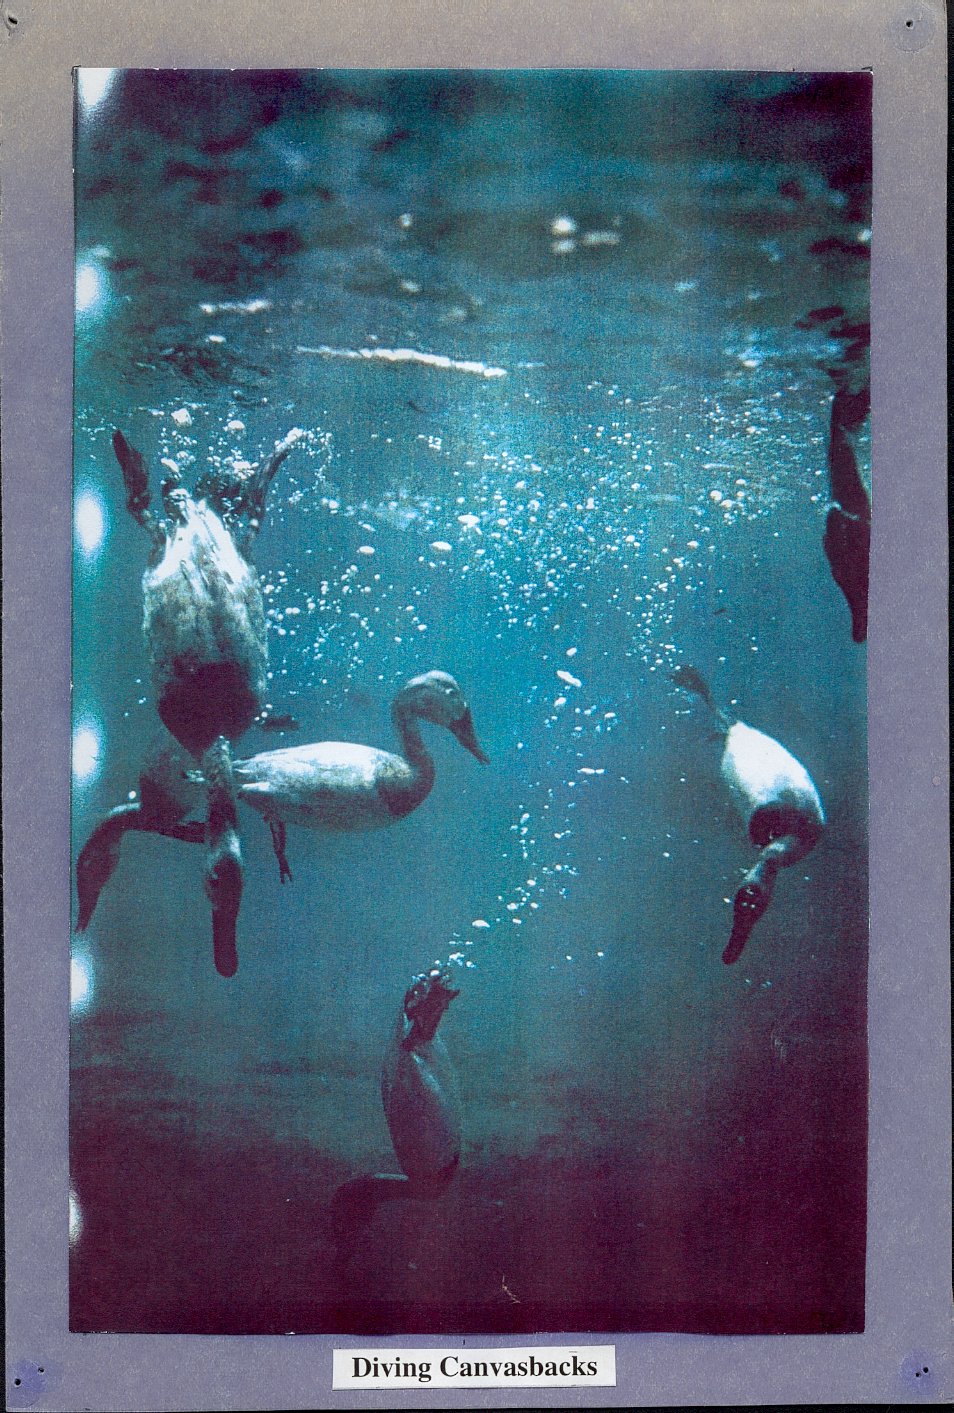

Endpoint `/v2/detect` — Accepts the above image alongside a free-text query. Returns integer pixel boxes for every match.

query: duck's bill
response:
[450,708,490,764]
[722,878,770,965]
[212,910,239,978]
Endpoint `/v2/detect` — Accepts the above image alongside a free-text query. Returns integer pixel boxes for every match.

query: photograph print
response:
[70,68,870,1336]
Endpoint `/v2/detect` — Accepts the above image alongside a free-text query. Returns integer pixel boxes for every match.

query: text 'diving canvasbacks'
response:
[328,967,462,1237]
[670,665,825,965]
[110,424,303,976]
[225,670,489,882]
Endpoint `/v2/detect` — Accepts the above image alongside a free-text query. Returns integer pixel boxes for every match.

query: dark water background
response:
[71,70,870,1334]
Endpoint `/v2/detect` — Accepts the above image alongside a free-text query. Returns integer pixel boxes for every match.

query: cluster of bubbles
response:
[244,382,824,686]
[79,274,840,982]
[211,377,823,975]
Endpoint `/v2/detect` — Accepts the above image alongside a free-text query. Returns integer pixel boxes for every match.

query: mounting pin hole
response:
[889,6,936,49]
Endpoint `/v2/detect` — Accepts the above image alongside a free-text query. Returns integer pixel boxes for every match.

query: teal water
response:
[71,70,869,1334]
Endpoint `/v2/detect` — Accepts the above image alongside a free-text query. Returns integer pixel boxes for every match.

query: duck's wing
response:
[236,741,395,782]
[237,428,304,542]
[235,743,413,829]
[112,429,165,550]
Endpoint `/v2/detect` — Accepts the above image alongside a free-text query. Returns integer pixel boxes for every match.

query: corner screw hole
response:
[13,1379,21,1387]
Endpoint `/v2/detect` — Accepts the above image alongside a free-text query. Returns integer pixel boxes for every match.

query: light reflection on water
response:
[69,1188,83,1248]
[74,490,107,555]
[74,254,110,320]
[70,954,93,1014]
[76,68,117,115]
[71,721,103,783]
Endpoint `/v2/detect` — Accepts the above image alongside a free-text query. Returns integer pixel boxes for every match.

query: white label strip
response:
[333,1345,616,1389]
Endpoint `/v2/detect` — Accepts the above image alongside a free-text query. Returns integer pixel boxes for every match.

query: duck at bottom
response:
[329,968,462,1233]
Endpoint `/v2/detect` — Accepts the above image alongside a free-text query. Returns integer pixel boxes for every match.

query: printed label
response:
[333,1345,616,1389]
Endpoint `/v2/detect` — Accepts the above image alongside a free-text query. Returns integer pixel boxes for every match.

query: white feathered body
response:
[720,721,825,860]
[233,742,417,830]
[142,502,266,753]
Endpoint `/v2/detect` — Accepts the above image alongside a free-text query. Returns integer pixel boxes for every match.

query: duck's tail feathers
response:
[330,1159,459,1223]
[669,665,731,730]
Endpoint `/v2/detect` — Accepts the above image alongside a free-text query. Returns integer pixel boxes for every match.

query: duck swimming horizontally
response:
[222,671,489,882]
[671,666,825,964]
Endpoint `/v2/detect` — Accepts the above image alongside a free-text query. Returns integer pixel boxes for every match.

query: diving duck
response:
[101,424,302,973]
[671,666,825,964]
[382,966,462,1186]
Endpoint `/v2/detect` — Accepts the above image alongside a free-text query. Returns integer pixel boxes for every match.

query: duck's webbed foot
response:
[328,1158,459,1269]
[112,429,163,547]
[824,504,870,644]
[824,379,871,644]
[268,819,293,883]
[406,1154,460,1198]
[328,1174,391,1231]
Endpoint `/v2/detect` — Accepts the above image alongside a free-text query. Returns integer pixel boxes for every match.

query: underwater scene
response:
[71,70,870,1336]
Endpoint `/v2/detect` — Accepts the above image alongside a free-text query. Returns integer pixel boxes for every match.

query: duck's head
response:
[403,967,460,1046]
[399,670,490,763]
